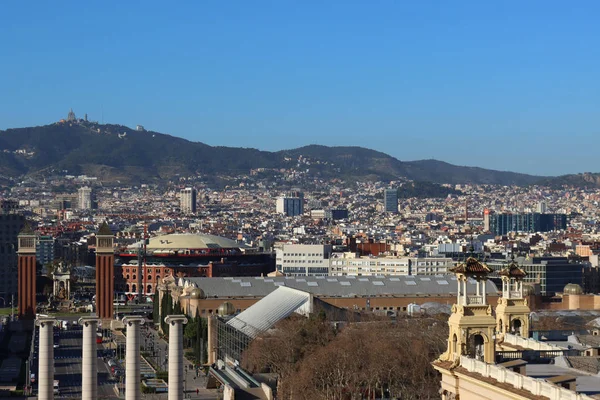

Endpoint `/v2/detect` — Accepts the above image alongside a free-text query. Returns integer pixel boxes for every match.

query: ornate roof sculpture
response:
[498,259,527,279]
[449,257,492,275]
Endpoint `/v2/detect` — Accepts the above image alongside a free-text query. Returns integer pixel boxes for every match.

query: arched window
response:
[147,284,152,293]
[512,319,522,336]
[132,284,137,293]
[132,274,136,280]
[125,284,130,293]
[126,274,130,280]
[452,333,458,355]
[469,334,485,361]
[148,275,152,282]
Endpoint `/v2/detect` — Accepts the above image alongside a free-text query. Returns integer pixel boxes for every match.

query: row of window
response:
[125,274,162,282]
[125,268,170,274]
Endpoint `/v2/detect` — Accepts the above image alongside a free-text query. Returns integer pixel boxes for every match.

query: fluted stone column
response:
[36,317,56,400]
[207,315,215,364]
[124,317,145,400]
[165,315,188,400]
[79,317,100,400]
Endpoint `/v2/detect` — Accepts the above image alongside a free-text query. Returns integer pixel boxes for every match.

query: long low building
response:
[166,275,501,318]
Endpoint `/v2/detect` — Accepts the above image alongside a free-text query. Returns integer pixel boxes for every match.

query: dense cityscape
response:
[3,2,600,400]
[2,112,600,398]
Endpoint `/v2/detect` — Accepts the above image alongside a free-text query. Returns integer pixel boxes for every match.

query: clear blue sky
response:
[1,1,598,176]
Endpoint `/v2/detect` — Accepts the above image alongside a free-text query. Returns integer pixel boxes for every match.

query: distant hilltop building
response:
[136,125,145,132]
[67,108,76,122]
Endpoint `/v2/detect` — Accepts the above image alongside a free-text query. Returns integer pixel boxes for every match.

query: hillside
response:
[0,122,543,185]
[536,173,600,189]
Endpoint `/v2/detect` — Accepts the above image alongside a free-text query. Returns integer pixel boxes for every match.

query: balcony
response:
[466,296,484,305]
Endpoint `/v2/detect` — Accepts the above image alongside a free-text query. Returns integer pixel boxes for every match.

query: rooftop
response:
[180,274,499,298]
[129,233,246,251]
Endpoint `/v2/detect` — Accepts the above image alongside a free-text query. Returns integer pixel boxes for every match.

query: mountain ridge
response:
[0,122,582,187]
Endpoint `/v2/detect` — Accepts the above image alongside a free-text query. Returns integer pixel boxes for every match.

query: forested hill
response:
[0,122,544,185]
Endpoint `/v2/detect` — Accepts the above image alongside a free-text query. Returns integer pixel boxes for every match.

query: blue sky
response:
[1,1,598,176]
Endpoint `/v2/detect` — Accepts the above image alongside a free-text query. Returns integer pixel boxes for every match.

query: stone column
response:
[79,317,100,400]
[207,314,216,364]
[36,317,56,400]
[482,280,487,305]
[165,315,188,400]
[124,317,145,400]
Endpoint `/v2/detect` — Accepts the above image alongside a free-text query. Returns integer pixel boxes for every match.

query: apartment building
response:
[329,253,453,276]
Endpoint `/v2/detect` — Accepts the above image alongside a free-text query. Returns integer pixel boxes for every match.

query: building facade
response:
[180,187,197,214]
[488,212,567,235]
[329,253,453,276]
[276,197,303,217]
[384,188,398,213]
[77,186,95,210]
[0,209,25,304]
[487,256,585,295]
[275,244,332,276]
[118,233,274,298]
[36,235,55,267]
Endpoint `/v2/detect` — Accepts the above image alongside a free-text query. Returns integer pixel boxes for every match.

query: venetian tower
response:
[95,222,114,320]
[496,257,529,337]
[18,222,37,319]
[439,257,496,364]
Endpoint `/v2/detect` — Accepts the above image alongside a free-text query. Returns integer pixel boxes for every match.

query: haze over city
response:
[2,1,600,175]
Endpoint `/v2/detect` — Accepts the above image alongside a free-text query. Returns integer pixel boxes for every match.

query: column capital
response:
[165,315,188,326]
[35,316,56,327]
[123,316,145,327]
[78,317,100,328]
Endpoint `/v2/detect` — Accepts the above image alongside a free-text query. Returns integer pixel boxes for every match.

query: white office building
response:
[275,244,332,276]
[329,253,453,277]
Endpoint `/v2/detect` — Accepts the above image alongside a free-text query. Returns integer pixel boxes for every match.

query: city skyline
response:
[2,1,600,176]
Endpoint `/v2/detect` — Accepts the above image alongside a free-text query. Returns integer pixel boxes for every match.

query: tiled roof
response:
[19,221,34,235]
[498,261,527,278]
[449,257,492,275]
[97,222,113,236]
[180,275,499,298]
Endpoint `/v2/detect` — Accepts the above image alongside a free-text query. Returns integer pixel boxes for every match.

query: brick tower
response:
[18,223,37,319]
[95,222,114,320]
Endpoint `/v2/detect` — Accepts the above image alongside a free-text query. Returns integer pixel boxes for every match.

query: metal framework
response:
[216,317,252,363]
